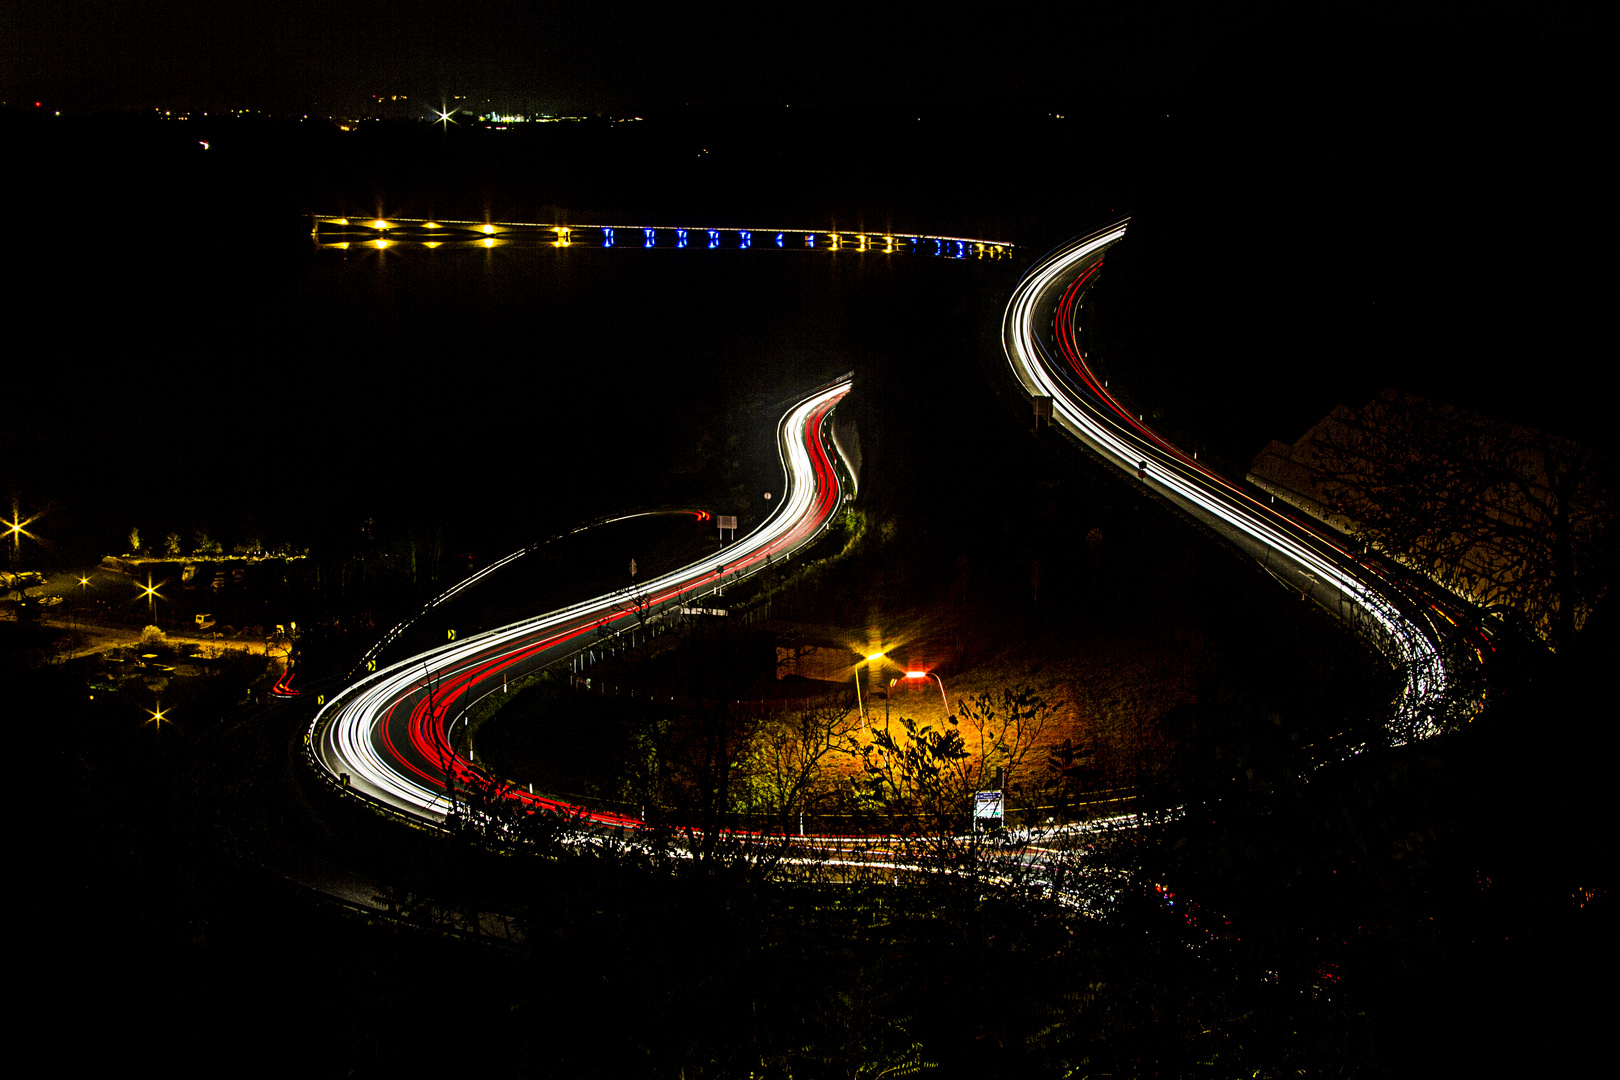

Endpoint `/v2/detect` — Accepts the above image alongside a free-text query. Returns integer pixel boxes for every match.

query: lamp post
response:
[904,670,951,715]
[137,572,162,624]
[854,651,885,730]
[3,502,39,570]
[69,574,90,641]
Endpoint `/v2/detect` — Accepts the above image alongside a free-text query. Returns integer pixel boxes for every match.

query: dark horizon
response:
[5,3,1592,116]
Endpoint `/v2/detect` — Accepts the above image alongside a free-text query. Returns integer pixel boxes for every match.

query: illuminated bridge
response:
[312,216,1013,259]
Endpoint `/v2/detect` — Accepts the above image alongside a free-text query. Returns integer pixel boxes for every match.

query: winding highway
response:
[1004,222,1489,745]
[310,222,1486,845]
[310,376,853,822]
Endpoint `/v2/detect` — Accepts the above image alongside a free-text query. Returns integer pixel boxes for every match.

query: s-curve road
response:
[1004,223,1491,745]
[310,376,854,823]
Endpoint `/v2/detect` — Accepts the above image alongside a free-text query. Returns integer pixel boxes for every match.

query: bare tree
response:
[1308,391,1614,650]
[742,692,860,830]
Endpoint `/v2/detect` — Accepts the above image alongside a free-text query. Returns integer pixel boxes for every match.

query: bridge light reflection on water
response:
[311,216,1012,258]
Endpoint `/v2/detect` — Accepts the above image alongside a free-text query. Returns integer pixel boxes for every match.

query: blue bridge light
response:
[603,227,615,247]
[677,228,688,248]
[775,232,784,248]
[805,233,815,248]
[707,229,720,249]
[644,228,656,248]
[740,230,752,249]
[955,241,966,258]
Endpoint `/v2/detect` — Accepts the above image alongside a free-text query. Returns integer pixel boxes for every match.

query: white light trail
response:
[1003,225,1447,741]
[313,379,854,818]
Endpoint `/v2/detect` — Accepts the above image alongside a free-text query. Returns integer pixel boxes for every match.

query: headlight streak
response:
[313,379,854,820]
[1002,224,1451,743]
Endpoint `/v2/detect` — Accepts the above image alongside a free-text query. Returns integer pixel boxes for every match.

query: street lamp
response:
[71,573,91,638]
[145,701,172,732]
[854,651,886,729]
[2,502,39,565]
[136,572,163,624]
[904,669,951,715]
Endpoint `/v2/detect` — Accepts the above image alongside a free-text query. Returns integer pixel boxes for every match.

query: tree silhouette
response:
[1306,391,1614,650]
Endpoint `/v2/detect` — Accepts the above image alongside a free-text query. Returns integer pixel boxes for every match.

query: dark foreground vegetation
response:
[14,529,1611,1078]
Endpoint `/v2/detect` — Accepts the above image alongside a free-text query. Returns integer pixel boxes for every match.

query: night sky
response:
[11,2,1239,115]
[4,3,1589,117]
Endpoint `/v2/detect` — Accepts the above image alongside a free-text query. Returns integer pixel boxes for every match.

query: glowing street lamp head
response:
[904,670,927,679]
[145,702,172,730]
[2,504,39,543]
[865,651,885,663]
